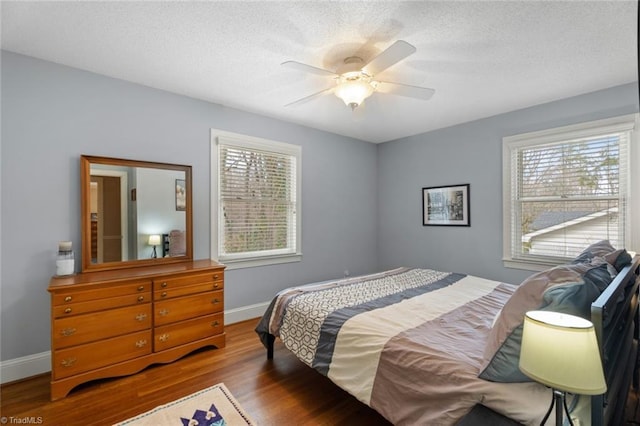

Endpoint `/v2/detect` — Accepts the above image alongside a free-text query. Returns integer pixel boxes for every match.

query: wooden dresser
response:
[48,259,225,400]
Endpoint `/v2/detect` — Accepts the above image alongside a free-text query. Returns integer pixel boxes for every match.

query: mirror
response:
[81,155,193,272]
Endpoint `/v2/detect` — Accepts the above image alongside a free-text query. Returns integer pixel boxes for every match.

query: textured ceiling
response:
[1,1,637,143]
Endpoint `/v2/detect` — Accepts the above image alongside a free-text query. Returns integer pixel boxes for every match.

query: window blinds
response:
[217,139,298,260]
[510,128,630,262]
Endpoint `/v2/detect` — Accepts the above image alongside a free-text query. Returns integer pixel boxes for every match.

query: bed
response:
[256,241,639,425]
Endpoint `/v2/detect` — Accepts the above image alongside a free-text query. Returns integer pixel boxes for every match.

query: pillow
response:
[571,240,615,264]
[582,262,616,292]
[479,260,611,383]
[480,241,629,383]
[604,248,632,272]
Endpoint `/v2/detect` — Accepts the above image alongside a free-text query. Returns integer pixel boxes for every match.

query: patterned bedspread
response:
[255,268,556,425]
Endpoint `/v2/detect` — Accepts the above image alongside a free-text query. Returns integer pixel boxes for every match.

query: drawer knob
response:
[213,283,219,289]
[158,333,169,342]
[135,339,147,348]
[211,321,220,327]
[64,308,72,314]
[211,298,220,304]
[137,285,145,291]
[64,296,72,302]
[137,296,145,302]
[135,313,147,322]
[161,292,167,298]
[60,328,76,337]
[159,309,169,317]
[214,274,219,279]
[161,282,168,288]
[61,357,76,367]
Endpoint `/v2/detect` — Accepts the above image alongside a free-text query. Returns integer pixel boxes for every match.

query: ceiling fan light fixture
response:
[283,40,434,110]
[334,73,375,110]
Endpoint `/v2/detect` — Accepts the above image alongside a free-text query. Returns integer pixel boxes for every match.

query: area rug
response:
[114,383,257,426]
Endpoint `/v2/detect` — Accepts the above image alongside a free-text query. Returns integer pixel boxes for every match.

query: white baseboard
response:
[0,302,271,385]
[224,301,270,325]
[0,351,51,384]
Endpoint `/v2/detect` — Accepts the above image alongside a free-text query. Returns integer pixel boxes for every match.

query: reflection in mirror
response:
[81,155,192,272]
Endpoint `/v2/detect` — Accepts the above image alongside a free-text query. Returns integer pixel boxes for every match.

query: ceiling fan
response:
[282,40,435,111]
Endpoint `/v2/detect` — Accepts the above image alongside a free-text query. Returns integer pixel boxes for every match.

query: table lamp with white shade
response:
[148,234,161,258]
[519,310,606,426]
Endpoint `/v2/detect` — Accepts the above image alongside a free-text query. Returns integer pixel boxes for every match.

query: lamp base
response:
[151,246,157,258]
[540,389,574,426]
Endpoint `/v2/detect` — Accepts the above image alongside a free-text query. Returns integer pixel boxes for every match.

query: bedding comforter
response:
[256,268,558,425]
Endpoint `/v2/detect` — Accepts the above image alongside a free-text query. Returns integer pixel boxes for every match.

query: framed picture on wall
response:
[175,179,186,211]
[422,184,470,226]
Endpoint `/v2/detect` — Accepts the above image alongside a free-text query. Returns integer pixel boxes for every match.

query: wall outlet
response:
[344,270,350,277]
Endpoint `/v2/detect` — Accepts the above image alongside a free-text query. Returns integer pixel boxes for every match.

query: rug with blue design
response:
[114,383,256,426]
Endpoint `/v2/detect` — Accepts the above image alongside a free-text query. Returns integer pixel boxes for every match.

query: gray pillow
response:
[479,261,611,383]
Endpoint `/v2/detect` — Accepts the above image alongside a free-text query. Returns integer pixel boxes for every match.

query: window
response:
[211,130,301,268]
[503,114,637,269]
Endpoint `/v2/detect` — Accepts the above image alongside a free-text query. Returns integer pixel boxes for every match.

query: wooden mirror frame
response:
[81,155,193,272]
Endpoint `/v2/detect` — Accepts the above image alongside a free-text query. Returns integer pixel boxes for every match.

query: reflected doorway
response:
[90,171,129,263]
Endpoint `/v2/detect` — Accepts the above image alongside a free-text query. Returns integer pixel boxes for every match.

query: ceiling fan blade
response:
[284,86,335,107]
[362,40,416,76]
[376,81,435,100]
[281,61,337,77]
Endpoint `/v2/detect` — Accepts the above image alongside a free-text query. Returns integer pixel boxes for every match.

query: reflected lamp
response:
[148,234,161,258]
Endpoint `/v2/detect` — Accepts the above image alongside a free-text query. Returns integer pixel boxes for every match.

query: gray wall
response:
[0,51,379,361]
[2,50,637,364]
[377,82,639,285]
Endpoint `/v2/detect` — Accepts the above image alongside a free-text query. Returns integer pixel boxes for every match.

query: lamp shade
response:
[148,234,161,246]
[519,311,606,395]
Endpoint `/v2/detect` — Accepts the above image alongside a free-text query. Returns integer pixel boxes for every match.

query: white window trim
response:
[210,129,302,270]
[502,113,638,271]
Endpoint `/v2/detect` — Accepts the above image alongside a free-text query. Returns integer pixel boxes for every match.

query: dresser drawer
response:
[154,281,222,301]
[53,304,152,349]
[154,290,224,326]
[53,292,151,318]
[52,330,152,380]
[52,280,151,306]
[154,313,224,351]
[154,272,223,292]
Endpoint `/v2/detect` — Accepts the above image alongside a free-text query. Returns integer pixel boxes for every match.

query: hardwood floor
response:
[1,318,638,425]
[1,319,387,426]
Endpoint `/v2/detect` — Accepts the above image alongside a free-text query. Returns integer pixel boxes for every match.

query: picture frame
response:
[422,184,470,226]
[175,179,186,211]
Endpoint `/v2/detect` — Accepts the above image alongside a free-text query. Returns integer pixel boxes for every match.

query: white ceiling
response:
[1,1,637,143]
